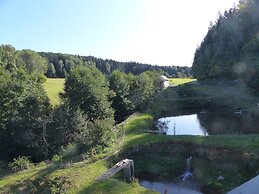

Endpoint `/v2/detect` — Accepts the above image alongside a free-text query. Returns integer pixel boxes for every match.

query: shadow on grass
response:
[7,162,66,193]
[78,178,157,194]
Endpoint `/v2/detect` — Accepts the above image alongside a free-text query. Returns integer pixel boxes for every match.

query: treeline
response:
[40,52,192,78]
[0,45,162,165]
[192,0,259,84]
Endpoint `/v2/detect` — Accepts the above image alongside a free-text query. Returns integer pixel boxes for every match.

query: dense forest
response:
[0,44,164,170]
[192,0,259,84]
[40,52,192,78]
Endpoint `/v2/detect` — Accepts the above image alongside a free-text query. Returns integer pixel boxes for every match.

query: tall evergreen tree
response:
[192,0,259,83]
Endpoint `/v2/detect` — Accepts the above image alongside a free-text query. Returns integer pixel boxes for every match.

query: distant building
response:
[160,75,169,88]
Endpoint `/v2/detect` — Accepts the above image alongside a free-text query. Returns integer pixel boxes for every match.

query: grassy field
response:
[41,78,194,106]
[43,78,65,106]
[169,78,196,86]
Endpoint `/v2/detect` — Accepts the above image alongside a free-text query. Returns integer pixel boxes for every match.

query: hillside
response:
[1,111,259,193]
[40,52,192,78]
[2,80,259,193]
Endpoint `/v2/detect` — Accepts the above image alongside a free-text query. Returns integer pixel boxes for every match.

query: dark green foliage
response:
[193,0,259,83]
[50,106,114,155]
[0,44,192,79]
[64,65,114,120]
[0,160,8,177]
[60,65,116,152]
[0,45,18,71]
[0,45,55,162]
[8,156,33,172]
[0,44,163,164]
[109,70,135,121]
[130,71,161,111]
[39,52,192,78]
[0,69,51,161]
[75,117,115,152]
[46,63,56,78]
[0,45,48,77]
[109,70,162,122]
[17,49,48,75]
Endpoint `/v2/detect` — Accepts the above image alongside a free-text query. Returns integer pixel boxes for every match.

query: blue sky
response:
[0,0,239,66]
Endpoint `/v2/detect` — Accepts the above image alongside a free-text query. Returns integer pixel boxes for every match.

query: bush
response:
[8,156,33,172]
[51,155,62,163]
[61,143,78,159]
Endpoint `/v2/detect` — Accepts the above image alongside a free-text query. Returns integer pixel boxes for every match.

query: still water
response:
[158,114,208,136]
[140,180,202,194]
[156,108,259,135]
[140,157,203,194]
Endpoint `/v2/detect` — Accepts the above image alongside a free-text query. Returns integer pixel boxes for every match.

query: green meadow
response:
[43,78,65,106]
[169,78,196,86]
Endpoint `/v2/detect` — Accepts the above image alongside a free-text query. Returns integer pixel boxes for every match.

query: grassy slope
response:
[0,157,155,194]
[0,115,157,194]
[43,78,65,106]
[169,78,196,86]
[1,113,259,193]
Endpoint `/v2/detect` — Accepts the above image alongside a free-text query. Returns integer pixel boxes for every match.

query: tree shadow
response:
[7,162,65,193]
[77,178,156,194]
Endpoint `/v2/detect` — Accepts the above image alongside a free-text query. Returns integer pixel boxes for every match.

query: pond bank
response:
[140,179,202,194]
[117,141,259,193]
[148,81,259,118]
[155,107,259,135]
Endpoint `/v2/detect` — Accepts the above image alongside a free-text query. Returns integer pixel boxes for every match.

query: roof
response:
[160,75,169,81]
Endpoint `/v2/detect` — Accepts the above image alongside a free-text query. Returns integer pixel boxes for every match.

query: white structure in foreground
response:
[160,75,169,88]
[227,175,259,194]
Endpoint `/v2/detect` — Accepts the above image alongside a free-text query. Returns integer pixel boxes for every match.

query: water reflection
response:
[158,114,208,136]
[157,108,259,135]
[140,180,202,194]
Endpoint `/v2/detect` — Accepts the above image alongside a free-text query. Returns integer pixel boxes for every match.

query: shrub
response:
[61,143,78,159]
[51,155,62,163]
[8,156,33,172]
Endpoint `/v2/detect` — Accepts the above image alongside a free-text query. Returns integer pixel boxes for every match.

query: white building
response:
[160,75,169,88]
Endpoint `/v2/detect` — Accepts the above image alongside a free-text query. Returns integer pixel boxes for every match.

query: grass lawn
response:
[0,157,155,194]
[43,78,65,106]
[169,78,196,86]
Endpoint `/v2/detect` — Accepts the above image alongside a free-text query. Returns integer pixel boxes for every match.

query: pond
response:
[156,107,259,135]
[140,179,202,194]
[139,157,203,194]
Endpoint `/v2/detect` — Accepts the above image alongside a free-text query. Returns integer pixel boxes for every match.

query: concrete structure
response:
[96,159,135,182]
[227,175,259,194]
